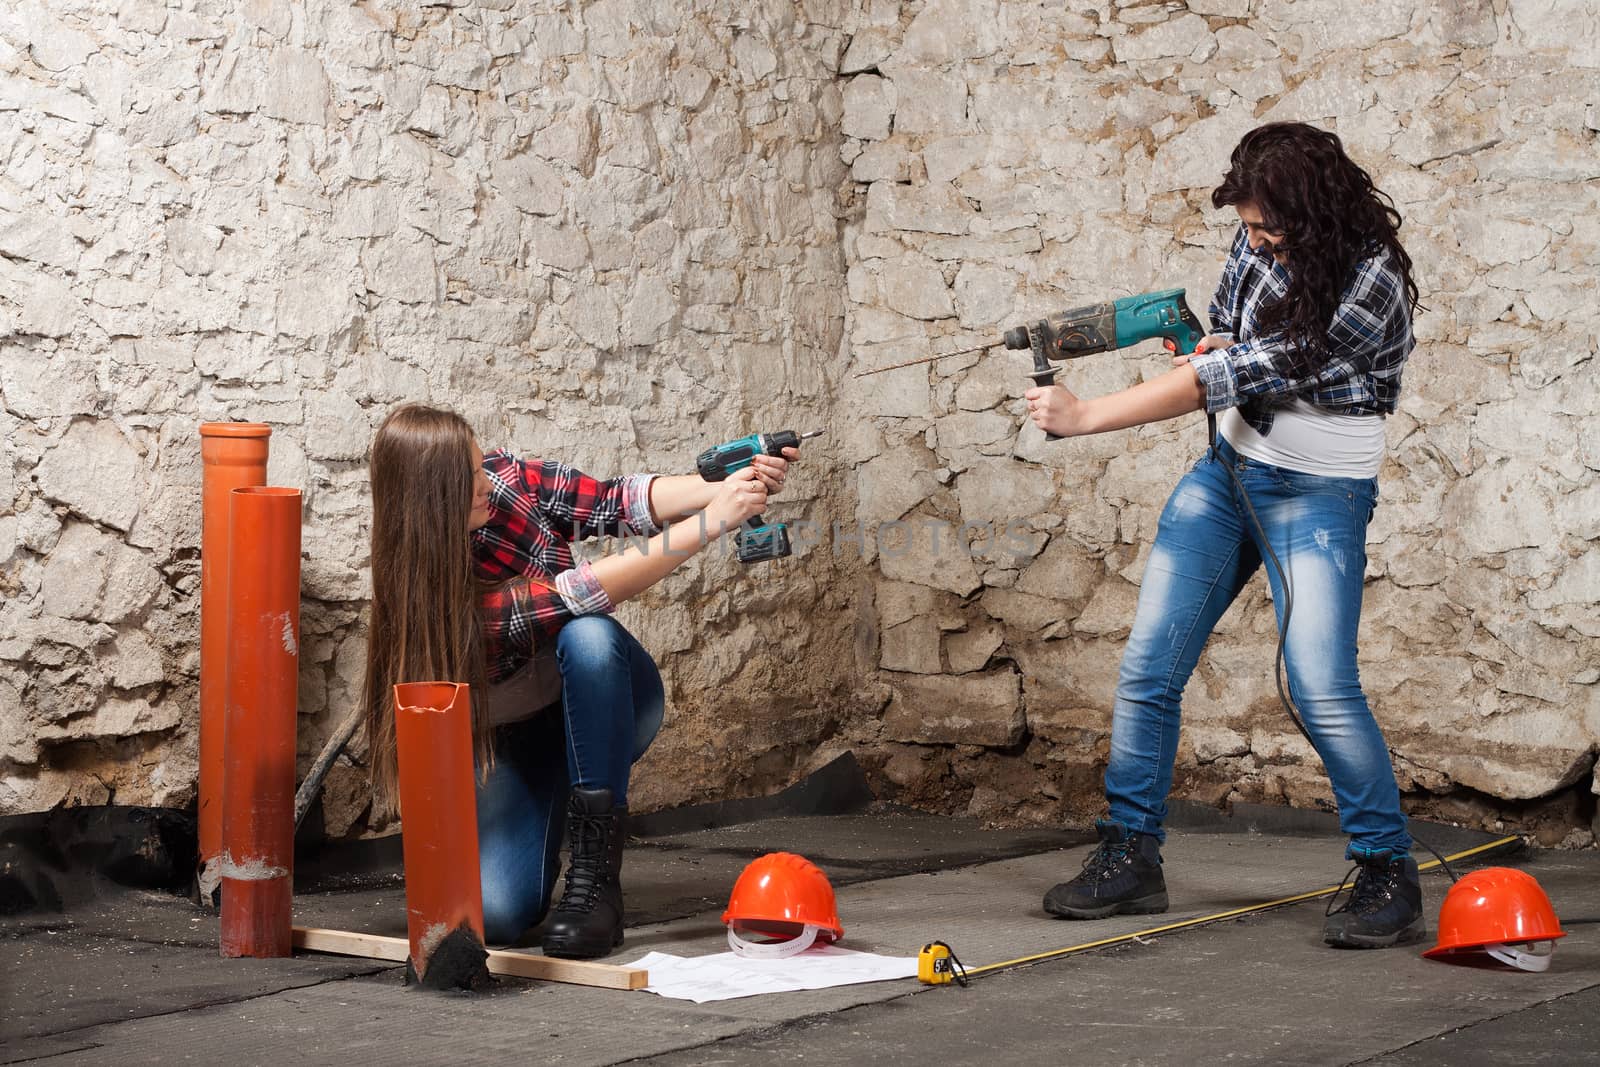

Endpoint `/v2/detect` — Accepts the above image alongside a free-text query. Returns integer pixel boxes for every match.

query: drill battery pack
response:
[735,521,791,564]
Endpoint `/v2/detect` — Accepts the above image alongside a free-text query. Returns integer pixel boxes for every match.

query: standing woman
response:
[362,405,797,958]
[1024,122,1425,948]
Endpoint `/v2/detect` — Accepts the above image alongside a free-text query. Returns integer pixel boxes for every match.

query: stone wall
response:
[3,0,1597,845]
[0,0,856,831]
[833,0,1598,843]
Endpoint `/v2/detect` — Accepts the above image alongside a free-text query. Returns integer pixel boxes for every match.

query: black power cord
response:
[1205,413,1462,884]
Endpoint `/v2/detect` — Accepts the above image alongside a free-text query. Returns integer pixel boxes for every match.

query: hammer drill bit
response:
[853,341,996,377]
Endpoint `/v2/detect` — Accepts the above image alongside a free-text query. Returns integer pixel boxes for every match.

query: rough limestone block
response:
[954,457,1057,527]
[890,71,967,136]
[840,29,895,74]
[864,181,974,235]
[34,421,142,533]
[105,633,165,690]
[35,697,181,743]
[952,262,1019,328]
[880,253,955,320]
[1014,538,1102,606]
[877,518,983,596]
[622,275,679,347]
[857,441,939,525]
[883,670,1024,746]
[946,623,1003,674]
[204,48,331,125]
[898,0,1004,64]
[1111,13,1213,63]
[492,154,564,216]
[0,217,80,271]
[881,615,942,674]
[842,74,895,141]
[41,523,161,624]
[1148,109,1259,193]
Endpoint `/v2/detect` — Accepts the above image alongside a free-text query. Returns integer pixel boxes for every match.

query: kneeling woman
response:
[361,405,795,958]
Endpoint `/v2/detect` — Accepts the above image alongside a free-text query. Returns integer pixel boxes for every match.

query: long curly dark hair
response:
[1212,122,1421,377]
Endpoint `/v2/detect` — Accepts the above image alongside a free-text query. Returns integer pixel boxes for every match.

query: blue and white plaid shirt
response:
[1189,225,1414,436]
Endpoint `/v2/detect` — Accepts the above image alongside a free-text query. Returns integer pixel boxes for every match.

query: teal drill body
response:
[1001,288,1204,364]
[695,432,805,482]
[695,430,820,564]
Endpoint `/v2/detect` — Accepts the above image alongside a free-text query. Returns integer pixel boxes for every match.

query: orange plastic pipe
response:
[393,681,490,989]
[198,423,271,890]
[219,486,301,958]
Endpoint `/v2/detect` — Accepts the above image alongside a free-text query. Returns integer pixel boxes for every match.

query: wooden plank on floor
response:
[291,926,648,990]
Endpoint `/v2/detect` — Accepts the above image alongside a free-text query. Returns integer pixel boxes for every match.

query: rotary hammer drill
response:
[856,288,1206,443]
[695,430,823,564]
[1002,288,1205,440]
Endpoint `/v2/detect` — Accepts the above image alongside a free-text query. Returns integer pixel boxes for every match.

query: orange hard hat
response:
[722,852,844,958]
[1423,866,1566,971]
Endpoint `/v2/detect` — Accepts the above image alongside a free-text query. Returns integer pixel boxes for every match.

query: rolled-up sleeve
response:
[1190,336,1299,414]
[1190,349,1240,413]
[621,474,661,536]
[552,558,616,615]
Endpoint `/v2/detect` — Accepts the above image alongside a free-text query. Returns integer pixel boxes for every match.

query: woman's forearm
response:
[1082,365,1207,434]
[647,474,717,526]
[589,513,719,605]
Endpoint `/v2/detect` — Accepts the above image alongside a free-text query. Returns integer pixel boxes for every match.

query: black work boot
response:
[1323,850,1425,948]
[1044,820,1169,919]
[542,787,627,959]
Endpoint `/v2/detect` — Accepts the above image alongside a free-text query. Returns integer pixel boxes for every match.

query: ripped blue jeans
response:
[1104,437,1411,858]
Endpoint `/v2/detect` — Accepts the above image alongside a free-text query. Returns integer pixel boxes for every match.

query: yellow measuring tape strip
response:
[948,834,1522,981]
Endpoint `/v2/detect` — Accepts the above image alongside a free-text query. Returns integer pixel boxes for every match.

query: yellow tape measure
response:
[917,941,968,986]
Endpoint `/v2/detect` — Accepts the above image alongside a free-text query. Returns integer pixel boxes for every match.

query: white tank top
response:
[1220,400,1386,479]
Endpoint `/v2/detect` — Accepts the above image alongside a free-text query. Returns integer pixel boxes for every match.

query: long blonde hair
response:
[362,404,492,810]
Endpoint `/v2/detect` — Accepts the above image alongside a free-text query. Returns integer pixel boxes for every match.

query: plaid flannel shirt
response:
[471,450,659,683]
[1189,224,1414,435]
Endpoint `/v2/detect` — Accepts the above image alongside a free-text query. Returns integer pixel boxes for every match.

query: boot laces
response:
[1079,838,1137,885]
[555,812,609,914]
[1326,856,1398,918]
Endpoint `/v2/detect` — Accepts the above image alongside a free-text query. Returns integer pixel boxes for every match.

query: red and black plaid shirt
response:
[471,450,658,682]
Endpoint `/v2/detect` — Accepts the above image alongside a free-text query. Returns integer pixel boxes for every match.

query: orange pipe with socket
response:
[219,486,301,958]
[198,423,271,893]
[393,681,490,989]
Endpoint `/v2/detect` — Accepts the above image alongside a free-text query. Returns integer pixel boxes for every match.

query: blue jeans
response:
[476,616,665,944]
[1104,438,1410,858]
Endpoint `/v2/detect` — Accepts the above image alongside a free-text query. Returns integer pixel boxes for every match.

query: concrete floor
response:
[3,809,1597,1066]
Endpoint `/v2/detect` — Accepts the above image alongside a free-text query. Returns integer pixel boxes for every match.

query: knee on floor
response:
[481,891,549,947]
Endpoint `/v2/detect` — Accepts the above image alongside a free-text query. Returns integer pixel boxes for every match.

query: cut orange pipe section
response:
[220,486,301,958]
[393,681,488,987]
[198,423,271,888]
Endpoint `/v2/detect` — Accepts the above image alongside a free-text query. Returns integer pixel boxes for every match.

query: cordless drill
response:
[1003,288,1204,441]
[695,430,824,564]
